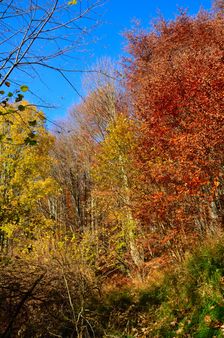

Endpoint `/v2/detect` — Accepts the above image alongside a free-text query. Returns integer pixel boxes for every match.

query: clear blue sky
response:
[24,0,212,126]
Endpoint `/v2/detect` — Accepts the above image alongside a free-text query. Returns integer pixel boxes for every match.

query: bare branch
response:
[0,0,104,92]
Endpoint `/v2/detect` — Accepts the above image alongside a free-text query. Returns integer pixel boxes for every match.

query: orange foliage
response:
[125,9,224,249]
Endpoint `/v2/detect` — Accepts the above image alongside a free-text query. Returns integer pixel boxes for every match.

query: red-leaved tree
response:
[125,8,224,258]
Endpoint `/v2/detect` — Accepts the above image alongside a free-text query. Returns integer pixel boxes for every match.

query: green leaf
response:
[7,92,13,97]
[15,94,24,102]
[20,85,29,92]
[18,105,25,111]
[28,120,37,126]
[6,109,15,114]
[0,90,5,95]
[24,137,37,146]
[68,0,77,4]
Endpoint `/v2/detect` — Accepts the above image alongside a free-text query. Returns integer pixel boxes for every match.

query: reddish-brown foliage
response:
[125,9,224,250]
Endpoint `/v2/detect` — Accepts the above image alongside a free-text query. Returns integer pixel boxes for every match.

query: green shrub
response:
[100,237,224,337]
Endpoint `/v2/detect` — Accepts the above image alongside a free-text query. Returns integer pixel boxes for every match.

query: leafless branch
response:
[0,0,104,91]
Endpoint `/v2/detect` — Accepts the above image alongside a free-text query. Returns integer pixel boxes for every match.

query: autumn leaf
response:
[0,102,57,241]
[68,0,77,5]
[20,85,29,92]
[124,10,224,254]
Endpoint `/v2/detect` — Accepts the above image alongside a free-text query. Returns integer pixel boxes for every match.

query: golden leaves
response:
[68,0,77,5]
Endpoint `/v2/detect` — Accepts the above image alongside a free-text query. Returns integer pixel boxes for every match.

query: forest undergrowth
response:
[2,234,224,337]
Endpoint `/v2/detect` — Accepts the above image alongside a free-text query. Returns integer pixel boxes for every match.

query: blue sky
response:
[25,0,212,126]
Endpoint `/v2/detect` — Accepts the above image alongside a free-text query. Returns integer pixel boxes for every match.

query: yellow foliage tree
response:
[92,114,143,268]
[0,102,58,252]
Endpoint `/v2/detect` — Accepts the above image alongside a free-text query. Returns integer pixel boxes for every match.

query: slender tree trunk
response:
[119,155,144,267]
